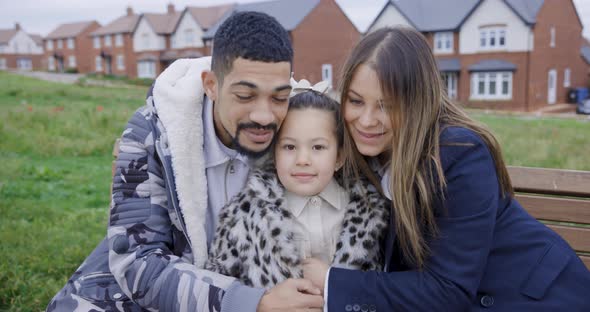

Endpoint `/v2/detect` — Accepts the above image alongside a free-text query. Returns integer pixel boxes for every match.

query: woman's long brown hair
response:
[339,27,513,268]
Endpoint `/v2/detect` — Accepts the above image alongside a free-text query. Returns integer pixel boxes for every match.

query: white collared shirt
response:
[285,179,349,264]
[202,97,251,248]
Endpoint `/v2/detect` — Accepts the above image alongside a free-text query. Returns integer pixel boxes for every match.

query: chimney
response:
[15,23,21,31]
[126,7,134,16]
[167,3,175,14]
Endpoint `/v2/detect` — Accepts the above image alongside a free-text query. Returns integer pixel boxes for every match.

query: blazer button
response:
[345,304,353,311]
[480,295,494,308]
[360,304,368,312]
[353,304,361,311]
[369,305,377,312]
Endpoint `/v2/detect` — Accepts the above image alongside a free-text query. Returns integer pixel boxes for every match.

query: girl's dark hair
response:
[287,90,343,148]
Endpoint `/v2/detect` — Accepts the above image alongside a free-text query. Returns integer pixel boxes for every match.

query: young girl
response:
[205,82,389,289]
[303,27,590,310]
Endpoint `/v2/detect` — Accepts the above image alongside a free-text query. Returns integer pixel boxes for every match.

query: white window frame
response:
[117,54,125,70]
[322,64,333,87]
[95,56,102,71]
[68,55,76,68]
[93,36,101,49]
[479,27,507,51]
[17,58,32,71]
[115,34,123,47]
[434,32,453,54]
[67,38,75,49]
[442,72,458,99]
[57,39,63,49]
[48,56,55,71]
[0,58,6,70]
[563,68,571,88]
[46,40,53,50]
[470,71,512,100]
[104,35,112,47]
[137,60,156,78]
[550,27,556,47]
[185,29,194,46]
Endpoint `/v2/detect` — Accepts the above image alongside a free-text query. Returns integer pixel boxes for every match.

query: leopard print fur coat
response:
[205,160,390,289]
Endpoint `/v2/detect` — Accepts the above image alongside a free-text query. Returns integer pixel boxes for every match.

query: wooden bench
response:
[110,139,590,269]
[508,166,590,269]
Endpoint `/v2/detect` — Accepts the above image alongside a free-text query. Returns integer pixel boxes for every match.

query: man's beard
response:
[231,122,278,158]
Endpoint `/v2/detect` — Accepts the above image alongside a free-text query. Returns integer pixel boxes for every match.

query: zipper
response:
[224,158,235,203]
[155,138,192,249]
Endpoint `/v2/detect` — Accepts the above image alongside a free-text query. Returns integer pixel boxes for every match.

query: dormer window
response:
[479,26,507,51]
[434,32,453,54]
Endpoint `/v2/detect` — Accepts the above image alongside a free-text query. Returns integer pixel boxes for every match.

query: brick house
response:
[367,0,589,111]
[203,0,361,87]
[0,23,43,71]
[44,21,101,73]
[90,7,141,77]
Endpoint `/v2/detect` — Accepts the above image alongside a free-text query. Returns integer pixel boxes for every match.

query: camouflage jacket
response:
[47,57,265,312]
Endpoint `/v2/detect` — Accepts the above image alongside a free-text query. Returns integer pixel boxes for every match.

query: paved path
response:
[9,70,83,84]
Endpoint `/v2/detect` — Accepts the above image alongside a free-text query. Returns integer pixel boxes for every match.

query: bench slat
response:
[515,194,590,224]
[508,166,590,197]
[547,224,590,253]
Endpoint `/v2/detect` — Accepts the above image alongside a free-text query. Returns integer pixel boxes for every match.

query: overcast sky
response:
[0,0,589,38]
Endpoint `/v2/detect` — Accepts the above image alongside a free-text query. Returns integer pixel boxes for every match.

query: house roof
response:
[46,21,97,39]
[468,59,517,72]
[0,29,17,44]
[92,14,141,36]
[437,58,461,72]
[369,0,545,32]
[203,0,320,39]
[142,11,183,35]
[30,34,43,46]
[581,46,590,64]
[187,4,235,30]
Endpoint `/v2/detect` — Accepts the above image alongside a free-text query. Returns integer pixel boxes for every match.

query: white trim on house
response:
[322,63,333,87]
[0,58,6,70]
[93,36,101,49]
[95,55,102,71]
[366,3,412,33]
[137,60,156,78]
[68,55,76,68]
[115,34,124,47]
[104,35,112,47]
[563,68,571,88]
[470,71,513,100]
[117,54,125,70]
[5,31,43,54]
[17,58,32,70]
[67,38,75,49]
[172,12,205,49]
[460,0,532,54]
[46,40,53,50]
[133,18,166,52]
[48,56,55,71]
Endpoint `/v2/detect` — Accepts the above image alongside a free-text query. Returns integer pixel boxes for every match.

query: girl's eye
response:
[283,144,295,150]
[312,145,326,151]
[348,98,363,106]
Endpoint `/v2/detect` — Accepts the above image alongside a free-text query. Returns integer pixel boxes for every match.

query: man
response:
[47,12,323,312]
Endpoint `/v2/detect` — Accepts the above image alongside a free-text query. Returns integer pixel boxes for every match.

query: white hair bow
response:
[290,77,331,97]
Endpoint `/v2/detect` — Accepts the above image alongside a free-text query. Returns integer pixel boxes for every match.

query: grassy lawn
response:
[1,71,589,311]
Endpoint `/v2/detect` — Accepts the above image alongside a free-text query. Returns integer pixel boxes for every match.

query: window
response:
[17,58,32,70]
[48,56,55,71]
[0,58,6,70]
[104,35,112,47]
[434,32,453,54]
[479,27,507,51]
[142,34,150,49]
[68,56,76,68]
[471,71,512,100]
[67,38,74,49]
[115,34,123,47]
[117,54,125,70]
[550,27,556,47]
[57,39,63,49]
[46,40,53,50]
[137,60,156,78]
[185,29,194,46]
[95,56,102,71]
[93,36,100,49]
[0,44,6,53]
[563,68,571,88]
[322,64,333,87]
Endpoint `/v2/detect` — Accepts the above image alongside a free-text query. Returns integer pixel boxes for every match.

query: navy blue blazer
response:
[328,127,590,311]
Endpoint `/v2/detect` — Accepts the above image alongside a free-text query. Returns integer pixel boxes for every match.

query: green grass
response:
[0,71,147,311]
[1,71,590,311]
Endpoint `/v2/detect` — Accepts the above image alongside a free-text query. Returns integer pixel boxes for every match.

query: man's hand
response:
[302,258,330,291]
[257,278,323,312]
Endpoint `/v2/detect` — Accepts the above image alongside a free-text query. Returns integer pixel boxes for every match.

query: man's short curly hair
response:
[211,11,293,84]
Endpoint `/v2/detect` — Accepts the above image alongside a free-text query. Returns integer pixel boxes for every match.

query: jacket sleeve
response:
[107,107,264,312]
[327,129,499,311]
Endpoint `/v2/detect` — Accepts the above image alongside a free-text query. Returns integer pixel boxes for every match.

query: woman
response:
[303,27,590,311]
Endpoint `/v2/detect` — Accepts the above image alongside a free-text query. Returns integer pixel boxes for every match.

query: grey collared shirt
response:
[203,97,251,249]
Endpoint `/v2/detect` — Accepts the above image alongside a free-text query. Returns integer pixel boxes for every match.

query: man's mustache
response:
[236,122,277,132]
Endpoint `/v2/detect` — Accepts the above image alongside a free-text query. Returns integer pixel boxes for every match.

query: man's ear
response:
[201,70,218,102]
